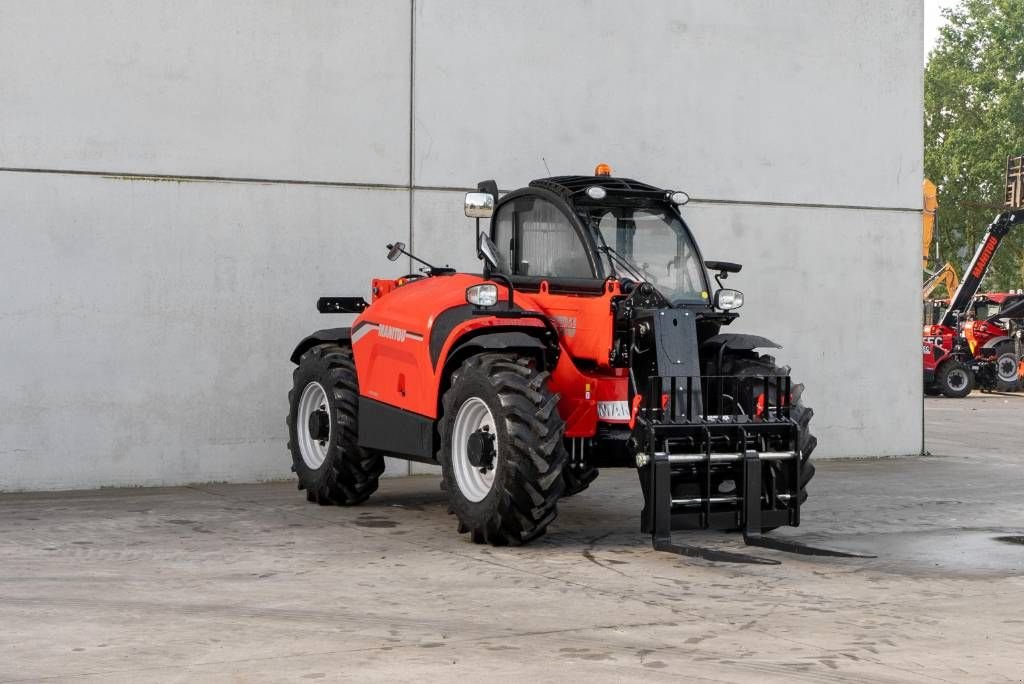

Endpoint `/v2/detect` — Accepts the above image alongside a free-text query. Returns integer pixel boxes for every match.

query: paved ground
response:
[2,393,1024,682]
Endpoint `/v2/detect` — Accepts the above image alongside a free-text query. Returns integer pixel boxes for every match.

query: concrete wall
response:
[0,0,923,490]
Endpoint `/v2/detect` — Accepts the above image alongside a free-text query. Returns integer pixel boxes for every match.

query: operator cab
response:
[482,169,714,306]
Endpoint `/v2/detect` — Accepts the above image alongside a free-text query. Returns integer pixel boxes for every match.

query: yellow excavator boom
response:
[922,261,960,299]
[922,178,938,270]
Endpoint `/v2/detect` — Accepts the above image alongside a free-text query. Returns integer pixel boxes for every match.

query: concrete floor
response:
[2,394,1024,682]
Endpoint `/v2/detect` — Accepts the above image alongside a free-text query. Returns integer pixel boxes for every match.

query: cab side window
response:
[491,196,594,278]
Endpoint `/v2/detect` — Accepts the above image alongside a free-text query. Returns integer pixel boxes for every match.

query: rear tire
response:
[287,344,384,505]
[993,342,1021,392]
[937,359,973,398]
[439,354,567,546]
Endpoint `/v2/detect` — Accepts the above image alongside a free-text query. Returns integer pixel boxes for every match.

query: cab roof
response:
[528,175,669,205]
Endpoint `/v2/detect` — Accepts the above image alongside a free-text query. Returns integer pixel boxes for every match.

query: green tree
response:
[924,0,1024,291]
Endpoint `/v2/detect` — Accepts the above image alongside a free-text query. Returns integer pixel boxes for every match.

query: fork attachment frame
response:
[637,375,871,562]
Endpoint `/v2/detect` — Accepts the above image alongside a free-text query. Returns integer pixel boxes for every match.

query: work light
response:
[466,283,499,307]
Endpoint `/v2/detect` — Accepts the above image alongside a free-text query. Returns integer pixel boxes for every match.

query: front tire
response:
[439,354,567,546]
[720,354,816,506]
[287,344,384,505]
[937,359,973,398]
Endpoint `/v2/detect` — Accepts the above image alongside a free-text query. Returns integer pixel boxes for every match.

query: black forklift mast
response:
[939,155,1024,328]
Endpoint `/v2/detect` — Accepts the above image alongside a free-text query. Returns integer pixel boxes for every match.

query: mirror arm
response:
[488,272,515,310]
[401,246,437,272]
[475,216,482,265]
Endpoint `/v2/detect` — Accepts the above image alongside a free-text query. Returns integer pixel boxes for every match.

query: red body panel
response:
[351,273,628,437]
[921,323,956,375]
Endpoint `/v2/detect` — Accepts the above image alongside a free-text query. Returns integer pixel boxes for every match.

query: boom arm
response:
[939,210,1024,327]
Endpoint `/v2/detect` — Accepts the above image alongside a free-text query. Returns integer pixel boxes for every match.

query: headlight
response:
[714,288,744,310]
[466,283,499,307]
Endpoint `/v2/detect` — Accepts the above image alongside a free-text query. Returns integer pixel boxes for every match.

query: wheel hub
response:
[466,427,495,471]
[948,369,968,390]
[307,409,331,442]
[997,354,1019,382]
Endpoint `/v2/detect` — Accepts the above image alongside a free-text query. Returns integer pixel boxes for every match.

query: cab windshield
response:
[589,207,709,303]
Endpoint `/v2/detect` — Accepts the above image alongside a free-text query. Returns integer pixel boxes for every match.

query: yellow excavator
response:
[923,262,959,299]
[922,178,960,298]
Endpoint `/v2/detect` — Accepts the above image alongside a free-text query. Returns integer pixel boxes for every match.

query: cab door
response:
[490,191,614,365]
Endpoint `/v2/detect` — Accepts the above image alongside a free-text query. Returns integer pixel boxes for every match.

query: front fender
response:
[701,333,782,352]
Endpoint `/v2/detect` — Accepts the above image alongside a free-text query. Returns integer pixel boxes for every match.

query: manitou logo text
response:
[971,236,999,278]
[552,315,577,337]
[378,324,407,342]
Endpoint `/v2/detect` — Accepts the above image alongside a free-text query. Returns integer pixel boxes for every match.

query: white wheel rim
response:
[451,397,498,502]
[947,369,969,391]
[997,353,1019,383]
[297,382,331,469]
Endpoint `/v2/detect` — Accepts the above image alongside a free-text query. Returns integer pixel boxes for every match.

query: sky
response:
[924,0,961,63]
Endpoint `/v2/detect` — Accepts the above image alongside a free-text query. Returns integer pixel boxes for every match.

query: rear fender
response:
[290,328,351,364]
[979,335,1011,351]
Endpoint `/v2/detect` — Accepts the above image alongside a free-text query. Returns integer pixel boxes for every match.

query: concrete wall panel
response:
[0,0,411,184]
[679,202,922,457]
[0,173,409,490]
[0,0,923,490]
[414,0,922,209]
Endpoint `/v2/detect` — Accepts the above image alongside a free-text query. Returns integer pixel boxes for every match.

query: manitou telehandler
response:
[923,155,1024,397]
[287,166,865,563]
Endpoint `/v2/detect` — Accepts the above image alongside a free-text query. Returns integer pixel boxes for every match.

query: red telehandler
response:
[287,167,869,563]
[923,155,1024,397]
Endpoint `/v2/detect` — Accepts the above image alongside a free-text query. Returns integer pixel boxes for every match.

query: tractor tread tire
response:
[937,359,973,399]
[287,344,384,506]
[440,354,567,546]
[721,354,816,504]
[993,341,1022,392]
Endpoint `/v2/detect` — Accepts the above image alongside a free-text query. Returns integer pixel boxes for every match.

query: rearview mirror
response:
[704,260,742,275]
[465,192,495,218]
[386,242,405,262]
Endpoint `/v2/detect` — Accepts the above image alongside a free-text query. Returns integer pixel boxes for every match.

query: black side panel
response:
[429,304,478,366]
[357,397,436,463]
[652,310,702,378]
[631,308,703,410]
[290,328,351,364]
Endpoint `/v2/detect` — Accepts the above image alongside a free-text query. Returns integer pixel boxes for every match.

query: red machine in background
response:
[923,155,1024,397]
[925,291,1024,394]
